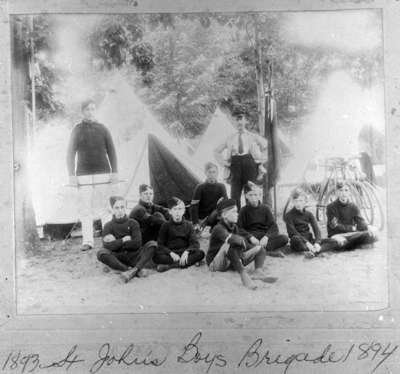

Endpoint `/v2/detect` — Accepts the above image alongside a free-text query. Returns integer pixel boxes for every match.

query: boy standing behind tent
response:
[67,99,118,251]
[191,162,227,231]
[129,184,169,244]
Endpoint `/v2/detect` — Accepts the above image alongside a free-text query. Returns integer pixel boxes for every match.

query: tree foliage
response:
[15,12,383,135]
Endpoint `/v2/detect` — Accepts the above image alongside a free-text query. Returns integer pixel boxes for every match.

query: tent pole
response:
[123,135,149,198]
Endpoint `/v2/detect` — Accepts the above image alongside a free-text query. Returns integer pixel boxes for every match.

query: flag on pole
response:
[264,89,279,191]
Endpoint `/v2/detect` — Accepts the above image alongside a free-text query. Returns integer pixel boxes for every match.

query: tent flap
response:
[148,134,200,205]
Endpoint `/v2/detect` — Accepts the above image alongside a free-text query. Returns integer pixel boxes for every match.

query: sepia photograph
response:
[11,9,387,315]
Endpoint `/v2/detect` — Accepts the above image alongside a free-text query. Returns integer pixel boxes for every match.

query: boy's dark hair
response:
[232,105,249,119]
[292,188,307,200]
[81,99,96,112]
[167,196,184,209]
[336,181,350,190]
[109,195,125,208]
[139,184,153,193]
[204,162,218,172]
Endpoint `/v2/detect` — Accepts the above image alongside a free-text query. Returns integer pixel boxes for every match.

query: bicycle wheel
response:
[348,181,374,225]
[316,187,337,223]
[361,181,385,230]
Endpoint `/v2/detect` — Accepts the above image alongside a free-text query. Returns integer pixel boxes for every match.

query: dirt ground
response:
[17,226,388,315]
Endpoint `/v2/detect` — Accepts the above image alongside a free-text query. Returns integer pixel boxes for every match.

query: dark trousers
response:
[265,234,289,251]
[334,231,377,251]
[97,241,157,271]
[230,154,258,208]
[153,249,205,267]
[142,212,167,243]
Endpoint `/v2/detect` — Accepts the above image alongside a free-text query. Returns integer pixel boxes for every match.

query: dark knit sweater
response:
[207,219,251,265]
[191,182,227,223]
[238,203,279,240]
[129,200,169,242]
[326,198,368,237]
[67,120,117,176]
[157,218,199,255]
[102,215,141,252]
[284,207,321,244]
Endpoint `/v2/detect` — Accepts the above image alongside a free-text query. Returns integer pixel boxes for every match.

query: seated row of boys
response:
[97,162,378,289]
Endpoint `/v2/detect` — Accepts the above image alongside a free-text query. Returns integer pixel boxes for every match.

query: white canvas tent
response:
[29,73,203,227]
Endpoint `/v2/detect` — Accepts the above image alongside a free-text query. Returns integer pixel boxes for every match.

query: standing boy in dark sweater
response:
[129,184,169,244]
[154,197,204,272]
[327,181,378,250]
[97,196,157,283]
[207,198,278,290]
[238,182,288,257]
[285,189,338,257]
[191,162,227,231]
[67,99,118,251]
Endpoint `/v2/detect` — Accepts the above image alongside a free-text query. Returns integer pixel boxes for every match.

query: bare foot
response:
[120,267,138,283]
[240,272,257,290]
[251,269,278,283]
[137,269,150,278]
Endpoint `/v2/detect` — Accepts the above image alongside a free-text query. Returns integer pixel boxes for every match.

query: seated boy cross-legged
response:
[153,197,205,272]
[207,198,278,290]
[97,196,157,283]
[238,182,289,258]
[285,189,337,258]
[327,181,378,250]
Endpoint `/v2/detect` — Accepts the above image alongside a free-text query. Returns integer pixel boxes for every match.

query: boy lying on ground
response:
[153,197,205,272]
[207,198,278,290]
[327,181,378,250]
[238,182,289,258]
[97,196,157,283]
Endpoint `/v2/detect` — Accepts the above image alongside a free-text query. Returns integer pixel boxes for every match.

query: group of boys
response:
[97,162,378,290]
[67,99,378,290]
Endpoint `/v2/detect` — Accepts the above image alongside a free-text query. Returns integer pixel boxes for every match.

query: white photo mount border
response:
[1,0,399,333]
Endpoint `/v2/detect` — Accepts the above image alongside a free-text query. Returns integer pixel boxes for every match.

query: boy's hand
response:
[331,217,338,228]
[170,252,181,262]
[250,236,260,245]
[306,242,314,252]
[179,251,189,266]
[313,243,321,253]
[259,236,269,248]
[103,234,116,242]
[228,234,245,247]
[122,235,132,242]
[332,234,347,246]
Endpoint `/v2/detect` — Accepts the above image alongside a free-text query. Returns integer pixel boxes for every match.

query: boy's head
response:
[81,99,96,121]
[244,182,261,207]
[139,184,154,204]
[167,197,185,222]
[109,196,126,219]
[232,106,249,133]
[217,198,238,224]
[204,162,218,183]
[292,189,307,211]
[336,181,351,203]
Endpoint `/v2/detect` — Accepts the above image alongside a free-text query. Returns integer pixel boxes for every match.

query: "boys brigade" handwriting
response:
[0,332,398,374]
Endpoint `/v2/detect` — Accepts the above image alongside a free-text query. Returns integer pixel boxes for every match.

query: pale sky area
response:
[282,10,382,52]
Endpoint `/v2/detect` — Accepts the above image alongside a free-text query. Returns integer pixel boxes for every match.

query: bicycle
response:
[283,156,385,230]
